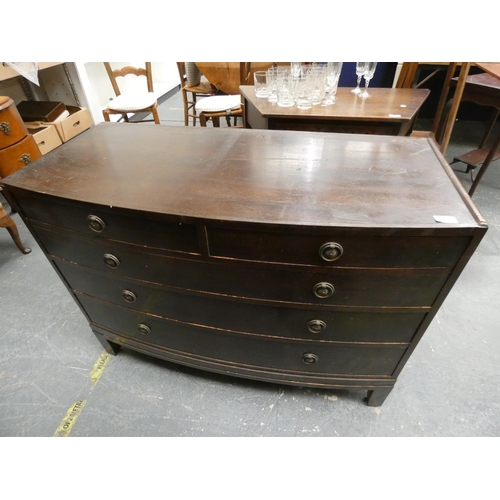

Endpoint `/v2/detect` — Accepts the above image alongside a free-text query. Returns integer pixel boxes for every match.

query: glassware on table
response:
[266,66,287,103]
[309,65,327,106]
[351,62,367,94]
[322,62,343,106]
[290,62,301,77]
[359,62,377,98]
[277,74,296,108]
[253,71,267,98]
[295,75,314,110]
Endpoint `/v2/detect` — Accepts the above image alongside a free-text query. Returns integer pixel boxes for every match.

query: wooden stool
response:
[0,201,31,254]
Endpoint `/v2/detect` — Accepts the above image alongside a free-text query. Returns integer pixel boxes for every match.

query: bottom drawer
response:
[0,135,42,178]
[78,294,408,377]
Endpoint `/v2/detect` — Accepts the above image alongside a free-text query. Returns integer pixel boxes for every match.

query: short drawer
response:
[15,192,200,253]
[207,227,471,268]
[79,295,408,377]
[0,135,42,179]
[41,226,448,307]
[58,260,425,343]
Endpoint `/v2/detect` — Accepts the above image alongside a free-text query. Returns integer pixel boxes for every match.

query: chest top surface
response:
[0,123,485,229]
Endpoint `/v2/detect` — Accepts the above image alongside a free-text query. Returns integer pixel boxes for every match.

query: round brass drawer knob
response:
[87,215,107,232]
[138,324,151,335]
[313,282,335,299]
[103,253,120,268]
[302,353,319,364]
[122,290,137,303]
[319,242,343,262]
[307,319,326,334]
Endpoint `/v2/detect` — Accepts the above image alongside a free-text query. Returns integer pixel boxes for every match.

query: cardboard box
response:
[27,125,62,155]
[49,106,92,142]
[25,106,92,143]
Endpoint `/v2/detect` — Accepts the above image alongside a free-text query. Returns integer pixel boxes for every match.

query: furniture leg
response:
[469,128,500,196]
[366,387,393,406]
[152,106,161,125]
[478,109,500,148]
[0,206,31,254]
[93,331,121,355]
[431,63,457,140]
[437,63,472,155]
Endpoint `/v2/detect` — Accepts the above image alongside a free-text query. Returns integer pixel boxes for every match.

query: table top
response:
[195,63,275,95]
[240,86,430,123]
[476,63,500,81]
[2,123,484,230]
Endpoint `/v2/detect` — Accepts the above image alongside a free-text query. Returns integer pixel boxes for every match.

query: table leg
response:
[0,207,31,254]
[436,63,472,155]
[469,128,500,196]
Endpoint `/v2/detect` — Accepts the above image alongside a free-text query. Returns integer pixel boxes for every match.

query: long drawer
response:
[17,192,200,253]
[79,294,408,377]
[207,226,472,268]
[40,226,447,307]
[58,260,425,343]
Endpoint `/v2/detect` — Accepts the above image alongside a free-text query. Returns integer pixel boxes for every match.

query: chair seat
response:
[195,95,241,113]
[107,92,157,112]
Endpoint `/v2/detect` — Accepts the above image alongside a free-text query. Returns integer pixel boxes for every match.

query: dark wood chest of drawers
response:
[1,123,487,405]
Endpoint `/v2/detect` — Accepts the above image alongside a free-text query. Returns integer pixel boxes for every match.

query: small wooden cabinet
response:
[0,96,41,179]
[0,124,487,406]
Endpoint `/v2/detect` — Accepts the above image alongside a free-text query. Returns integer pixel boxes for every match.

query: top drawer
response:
[15,193,200,254]
[207,227,472,268]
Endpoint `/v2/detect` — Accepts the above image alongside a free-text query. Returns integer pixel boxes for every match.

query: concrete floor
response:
[1,90,499,437]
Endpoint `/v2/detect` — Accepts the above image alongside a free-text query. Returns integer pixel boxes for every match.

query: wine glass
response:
[359,62,377,98]
[351,62,367,94]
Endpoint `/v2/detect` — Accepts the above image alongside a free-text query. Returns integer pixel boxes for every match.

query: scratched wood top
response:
[1,123,484,229]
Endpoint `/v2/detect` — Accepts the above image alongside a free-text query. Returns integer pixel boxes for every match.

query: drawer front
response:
[207,227,471,268]
[0,135,42,179]
[0,100,28,148]
[79,295,408,377]
[16,193,200,253]
[58,260,424,343]
[41,226,447,307]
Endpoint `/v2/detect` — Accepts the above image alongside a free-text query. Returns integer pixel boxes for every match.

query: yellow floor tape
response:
[53,350,111,437]
[53,400,87,437]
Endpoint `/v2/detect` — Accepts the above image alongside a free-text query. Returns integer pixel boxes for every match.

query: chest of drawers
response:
[1,123,487,406]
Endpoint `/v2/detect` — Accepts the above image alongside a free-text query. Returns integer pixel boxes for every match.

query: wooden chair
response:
[195,96,245,127]
[0,201,31,254]
[102,62,160,124]
[176,62,215,126]
[193,62,256,128]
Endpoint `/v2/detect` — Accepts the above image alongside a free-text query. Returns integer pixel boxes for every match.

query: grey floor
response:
[1,90,499,437]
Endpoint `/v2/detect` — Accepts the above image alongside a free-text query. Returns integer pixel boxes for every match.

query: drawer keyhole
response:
[313,282,335,299]
[319,242,343,262]
[87,215,107,232]
[307,320,326,334]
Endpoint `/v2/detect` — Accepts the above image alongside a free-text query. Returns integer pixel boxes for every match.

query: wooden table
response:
[0,123,487,406]
[195,63,275,95]
[240,85,430,136]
